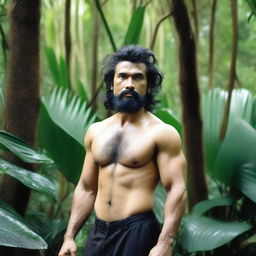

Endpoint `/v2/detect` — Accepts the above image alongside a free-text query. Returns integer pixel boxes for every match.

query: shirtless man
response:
[58,45,186,256]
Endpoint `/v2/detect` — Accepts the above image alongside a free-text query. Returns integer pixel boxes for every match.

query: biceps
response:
[157,152,186,190]
[79,151,98,192]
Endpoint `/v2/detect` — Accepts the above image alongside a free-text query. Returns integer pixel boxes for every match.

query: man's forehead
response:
[115,61,146,74]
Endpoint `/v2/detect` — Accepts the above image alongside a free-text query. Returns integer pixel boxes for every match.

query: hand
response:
[148,241,172,256]
[58,238,77,256]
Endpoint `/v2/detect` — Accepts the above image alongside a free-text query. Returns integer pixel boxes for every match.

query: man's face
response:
[111,61,148,113]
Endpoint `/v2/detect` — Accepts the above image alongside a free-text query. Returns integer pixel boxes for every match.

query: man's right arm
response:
[58,125,99,256]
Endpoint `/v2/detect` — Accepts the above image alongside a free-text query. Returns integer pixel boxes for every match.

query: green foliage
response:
[181,215,252,252]
[45,46,71,89]
[0,130,53,164]
[0,159,56,200]
[246,0,256,21]
[180,89,256,254]
[123,6,147,46]
[0,129,57,249]
[39,87,96,184]
[0,200,48,249]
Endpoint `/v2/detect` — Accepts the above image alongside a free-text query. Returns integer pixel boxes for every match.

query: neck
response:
[116,108,146,126]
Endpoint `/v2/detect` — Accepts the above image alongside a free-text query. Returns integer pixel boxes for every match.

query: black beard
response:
[111,89,146,113]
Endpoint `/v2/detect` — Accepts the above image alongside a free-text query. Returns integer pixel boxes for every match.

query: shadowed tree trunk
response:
[219,0,238,140]
[208,0,218,88]
[0,1,41,255]
[191,0,199,41]
[91,1,99,112]
[64,0,71,75]
[149,11,171,50]
[170,0,208,210]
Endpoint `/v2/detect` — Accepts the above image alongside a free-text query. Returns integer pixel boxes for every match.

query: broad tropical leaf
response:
[0,130,53,164]
[0,159,56,199]
[214,119,256,184]
[202,89,256,173]
[155,108,182,136]
[181,215,252,252]
[123,6,146,45]
[191,196,235,216]
[39,87,97,184]
[25,212,67,243]
[0,200,47,249]
[153,183,166,223]
[234,161,256,203]
[202,88,226,172]
[45,46,60,87]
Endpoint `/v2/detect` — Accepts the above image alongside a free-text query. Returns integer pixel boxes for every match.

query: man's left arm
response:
[149,125,186,256]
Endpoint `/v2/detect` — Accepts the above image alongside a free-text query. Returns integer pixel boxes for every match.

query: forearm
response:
[64,183,96,240]
[158,186,186,244]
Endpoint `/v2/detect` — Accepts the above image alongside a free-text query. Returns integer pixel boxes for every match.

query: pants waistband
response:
[95,210,156,231]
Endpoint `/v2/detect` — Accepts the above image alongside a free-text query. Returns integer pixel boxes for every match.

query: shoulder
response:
[83,117,114,148]
[148,114,182,153]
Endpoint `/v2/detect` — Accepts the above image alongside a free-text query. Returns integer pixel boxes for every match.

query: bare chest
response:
[91,130,155,167]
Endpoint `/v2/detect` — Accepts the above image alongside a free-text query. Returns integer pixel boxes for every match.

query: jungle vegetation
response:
[0,0,256,255]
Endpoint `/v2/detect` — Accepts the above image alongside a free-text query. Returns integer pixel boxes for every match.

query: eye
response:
[118,73,127,79]
[133,73,144,80]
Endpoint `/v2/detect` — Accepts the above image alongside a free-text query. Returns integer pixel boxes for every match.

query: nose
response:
[125,78,134,90]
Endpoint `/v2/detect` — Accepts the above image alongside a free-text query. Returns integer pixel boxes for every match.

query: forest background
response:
[0,0,256,255]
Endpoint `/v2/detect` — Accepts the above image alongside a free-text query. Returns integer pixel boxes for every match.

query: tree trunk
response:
[219,0,238,140]
[208,0,218,88]
[191,0,199,42]
[64,0,71,78]
[0,0,41,255]
[170,0,208,209]
[91,1,99,112]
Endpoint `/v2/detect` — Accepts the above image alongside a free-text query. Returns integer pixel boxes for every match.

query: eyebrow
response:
[118,72,145,77]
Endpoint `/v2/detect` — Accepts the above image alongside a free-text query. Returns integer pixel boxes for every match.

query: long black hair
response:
[103,45,163,112]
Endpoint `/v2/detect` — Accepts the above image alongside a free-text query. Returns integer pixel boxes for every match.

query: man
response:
[58,45,186,256]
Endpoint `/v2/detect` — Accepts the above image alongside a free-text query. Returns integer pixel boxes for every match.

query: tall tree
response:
[170,0,208,209]
[208,0,218,88]
[0,0,41,255]
[64,0,71,74]
[91,1,99,112]
[219,0,238,140]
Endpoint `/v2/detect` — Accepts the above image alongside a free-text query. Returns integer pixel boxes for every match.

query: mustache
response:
[118,89,139,98]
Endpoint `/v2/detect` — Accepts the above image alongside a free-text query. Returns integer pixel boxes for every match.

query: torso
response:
[91,112,162,221]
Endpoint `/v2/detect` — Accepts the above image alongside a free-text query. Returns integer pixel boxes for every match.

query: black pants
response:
[83,211,161,256]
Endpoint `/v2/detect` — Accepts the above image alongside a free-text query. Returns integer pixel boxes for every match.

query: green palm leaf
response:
[0,159,56,199]
[214,119,256,184]
[39,87,97,184]
[155,108,182,136]
[0,200,47,249]
[123,5,146,45]
[191,196,235,216]
[234,161,256,203]
[202,88,256,174]
[181,215,252,252]
[0,130,53,164]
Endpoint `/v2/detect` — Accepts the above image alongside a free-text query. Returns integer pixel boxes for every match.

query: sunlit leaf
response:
[39,87,97,184]
[0,159,56,200]
[191,196,235,216]
[153,183,166,223]
[234,161,256,203]
[155,108,182,136]
[181,215,252,252]
[45,46,60,87]
[202,89,256,174]
[0,130,53,164]
[123,6,146,45]
[0,200,47,249]
[59,56,71,89]
[214,119,256,184]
